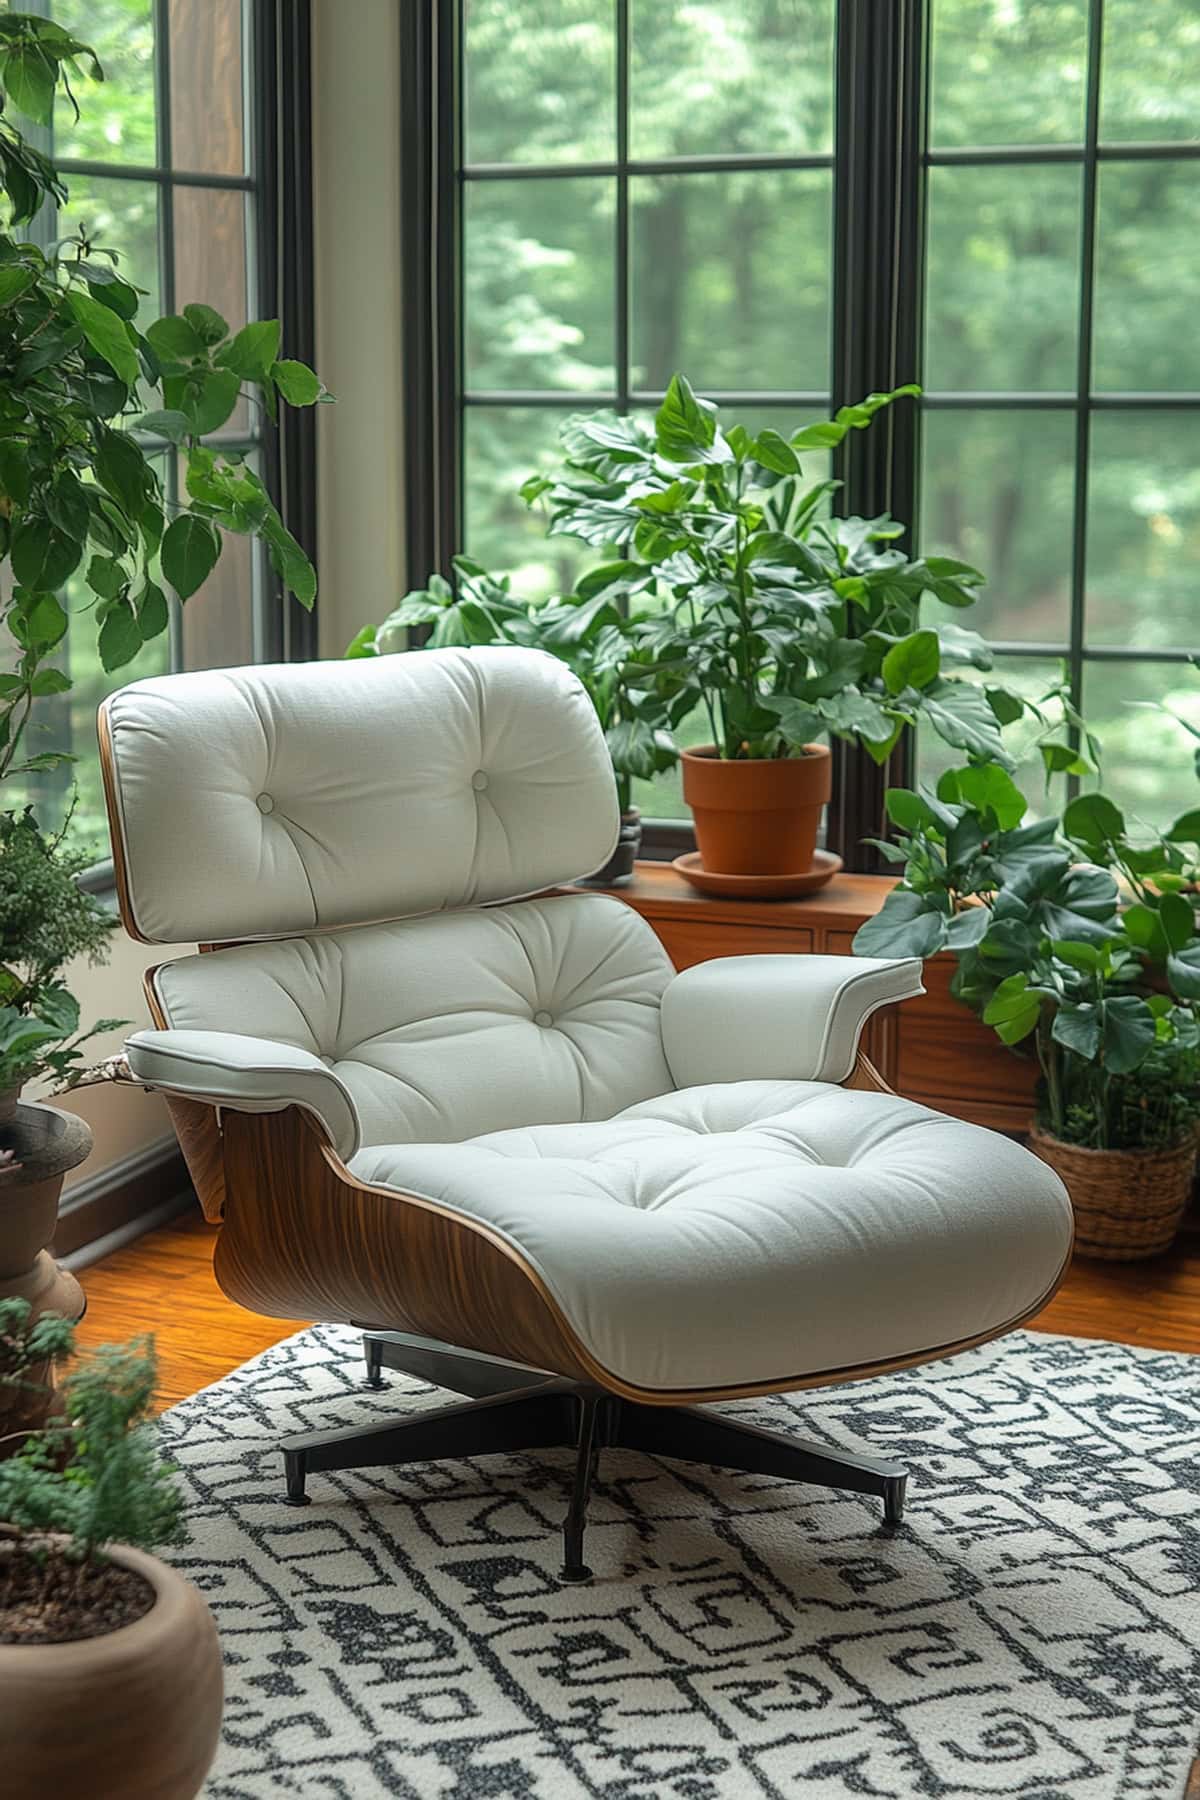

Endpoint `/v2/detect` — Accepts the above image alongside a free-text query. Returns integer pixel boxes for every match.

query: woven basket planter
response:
[1029,1126,1198,1262]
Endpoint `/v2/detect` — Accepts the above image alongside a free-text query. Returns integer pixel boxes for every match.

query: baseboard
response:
[52,1137,194,1264]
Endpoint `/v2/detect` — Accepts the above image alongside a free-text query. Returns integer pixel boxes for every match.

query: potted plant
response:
[0,14,326,1313]
[0,807,120,1322]
[0,1331,223,1798]
[855,767,1200,1259]
[0,1297,72,1457]
[524,376,1018,890]
[347,556,677,885]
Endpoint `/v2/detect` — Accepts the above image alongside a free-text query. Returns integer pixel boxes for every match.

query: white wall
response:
[311,0,407,659]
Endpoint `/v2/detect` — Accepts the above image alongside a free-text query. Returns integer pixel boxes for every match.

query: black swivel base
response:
[281,1335,908,1582]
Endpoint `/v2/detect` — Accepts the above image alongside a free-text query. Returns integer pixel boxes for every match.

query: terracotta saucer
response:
[672,848,844,900]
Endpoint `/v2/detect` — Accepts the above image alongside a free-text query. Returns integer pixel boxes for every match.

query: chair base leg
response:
[279,1373,910,1577]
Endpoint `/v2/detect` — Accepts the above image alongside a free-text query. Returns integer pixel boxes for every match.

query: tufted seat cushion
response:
[350,1080,1074,1393]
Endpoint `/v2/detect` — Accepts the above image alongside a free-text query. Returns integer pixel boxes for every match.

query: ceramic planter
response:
[681,744,832,877]
[1029,1126,1197,1261]
[579,808,642,887]
[0,1093,91,1324]
[0,1544,224,1800]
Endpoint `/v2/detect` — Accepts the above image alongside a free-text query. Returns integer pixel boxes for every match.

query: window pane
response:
[169,0,246,176]
[1092,162,1200,392]
[924,166,1081,392]
[1085,412,1200,649]
[57,174,160,314]
[51,0,157,166]
[464,1,615,165]
[464,178,615,392]
[631,170,830,391]
[929,0,1087,148]
[917,657,1070,821]
[463,408,593,601]
[921,409,1075,642]
[1082,661,1200,828]
[1101,0,1200,145]
[630,0,834,159]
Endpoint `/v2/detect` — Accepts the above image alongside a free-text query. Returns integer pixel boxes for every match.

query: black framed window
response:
[409,0,1198,859]
[916,0,1200,825]
[10,0,314,863]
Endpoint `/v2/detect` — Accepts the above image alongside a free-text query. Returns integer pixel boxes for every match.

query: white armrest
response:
[125,1029,361,1161]
[659,954,924,1088]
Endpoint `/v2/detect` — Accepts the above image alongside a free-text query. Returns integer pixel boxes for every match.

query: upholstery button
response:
[533,1010,553,1028]
[471,770,489,792]
[255,793,275,814]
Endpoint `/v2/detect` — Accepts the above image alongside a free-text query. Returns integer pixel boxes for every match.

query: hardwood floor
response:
[74,1210,1200,1413]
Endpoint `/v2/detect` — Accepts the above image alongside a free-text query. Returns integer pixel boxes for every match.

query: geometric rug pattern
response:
[158,1325,1200,1799]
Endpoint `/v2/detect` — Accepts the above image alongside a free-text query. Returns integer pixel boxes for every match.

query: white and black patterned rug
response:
[158,1325,1200,1800]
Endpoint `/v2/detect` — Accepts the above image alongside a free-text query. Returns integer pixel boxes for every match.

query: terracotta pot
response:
[1029,1126,1198,1262]
[0,1097,92,1324]
[578,808,642,888]
[681,744,832,876]
[0,1544,224,1799]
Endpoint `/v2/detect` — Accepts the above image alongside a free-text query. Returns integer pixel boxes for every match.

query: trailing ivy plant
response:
[0,14,328,789]
[522,375,1024,768]
[853,766,1200,1151]
[348,555,678,811]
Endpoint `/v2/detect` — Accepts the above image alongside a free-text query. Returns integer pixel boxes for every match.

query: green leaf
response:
[136,581,169,641]
[170,368,241,436]
[1159,891,1195,955]
[98,599,143,674]
[10,518,83,591]
[852,890,947,959]
[146,314,205,362]
[263,517,317,609]
[344,624,378,659]
[67,290,138,389]
[986,685,1025,726]
[270,358,321,406]
[1051,1004,1101,1062]
[0,441,31,506]
[885,786,956,837]
[29,667,70,696]
[982,973,1041,1045]
[944,763,1026,829]
[134,408,192,443]
[3,43,56,123]
[0,263,33,306]
[161,513,221,600]
[16,592,68,648]
[1062,792,1125,849]
[182,302,229,346]
[1101,995,1158,1075]
[218,319,281,380]
[95,425,149,522]
[1167,944,1200,1001]
[1166,808,1200,844]
[882,629,940,696]
[919,679,1011,764]
[86,555,126,599]
[750,429,800,475]
[656,373,719,461]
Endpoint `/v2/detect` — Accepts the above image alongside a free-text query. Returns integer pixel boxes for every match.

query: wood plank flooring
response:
[75,1210,1200,1413]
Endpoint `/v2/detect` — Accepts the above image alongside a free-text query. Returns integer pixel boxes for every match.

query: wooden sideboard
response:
[604,862,1038,1134]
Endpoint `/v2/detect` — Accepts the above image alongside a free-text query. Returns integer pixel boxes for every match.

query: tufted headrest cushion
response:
[99,647,619,943]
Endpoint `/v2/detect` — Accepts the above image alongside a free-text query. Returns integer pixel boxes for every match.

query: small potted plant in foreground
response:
[347,556,678,885]
[855,768,1200,1259]
[0,1330,222,1799]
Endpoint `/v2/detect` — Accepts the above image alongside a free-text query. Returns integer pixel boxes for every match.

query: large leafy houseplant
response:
[853,765,1200,1255]
[0,17,324,1081]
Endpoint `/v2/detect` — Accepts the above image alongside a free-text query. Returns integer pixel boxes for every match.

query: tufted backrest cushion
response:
[150,894,676,1145]
[100,647,618,944]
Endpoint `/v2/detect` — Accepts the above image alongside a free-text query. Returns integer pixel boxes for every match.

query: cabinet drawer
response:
[646,918,814,972]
